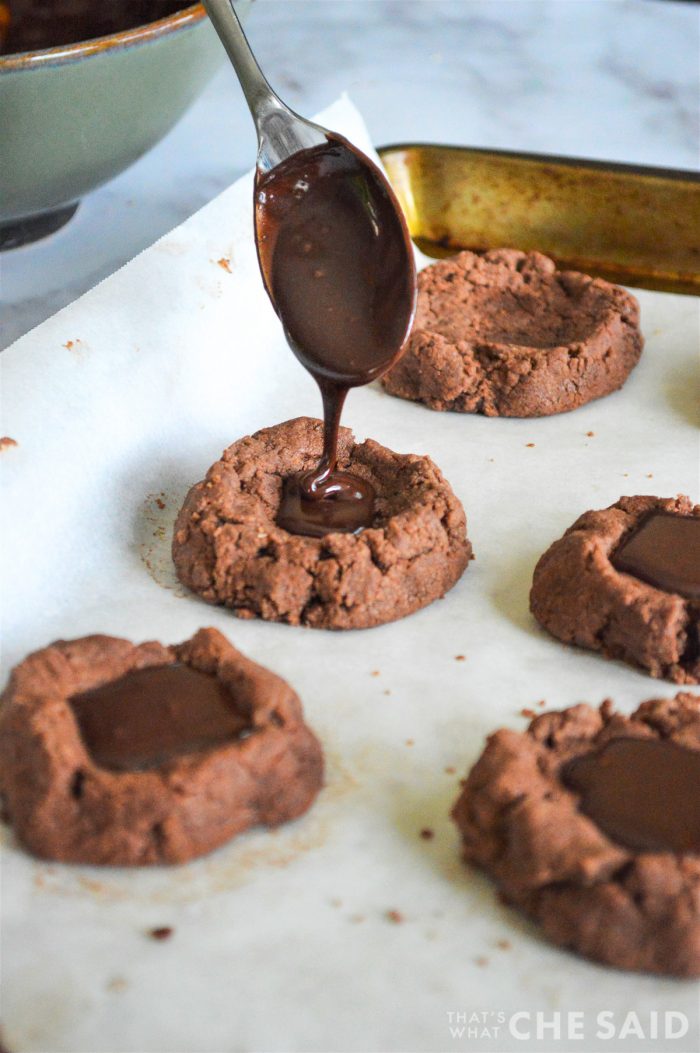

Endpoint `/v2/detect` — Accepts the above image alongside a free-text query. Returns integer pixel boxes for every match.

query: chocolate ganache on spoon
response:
[203,0,416,538]
[256,137,416,536]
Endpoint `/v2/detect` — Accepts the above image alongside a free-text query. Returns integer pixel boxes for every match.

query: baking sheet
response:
[379,143,700,296]
[1,96,700,1053]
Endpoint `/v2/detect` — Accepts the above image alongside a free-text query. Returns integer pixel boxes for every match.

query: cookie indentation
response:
[382,249,643,417]
[172,417,472,630]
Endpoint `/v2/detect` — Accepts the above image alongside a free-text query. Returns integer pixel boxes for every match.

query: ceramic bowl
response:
[0,1,252,248]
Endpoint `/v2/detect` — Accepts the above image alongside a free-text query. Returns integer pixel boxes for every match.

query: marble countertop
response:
[2,0,698,349]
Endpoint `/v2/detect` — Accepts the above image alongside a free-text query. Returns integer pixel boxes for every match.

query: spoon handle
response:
[202,0,280,119]
[202,0,326,170]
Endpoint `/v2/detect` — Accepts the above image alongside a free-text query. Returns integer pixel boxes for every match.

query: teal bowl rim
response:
[0,2,208,73]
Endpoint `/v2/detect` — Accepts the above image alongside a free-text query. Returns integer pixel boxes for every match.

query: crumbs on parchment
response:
[148,926,173,941]
[0,437,17,452]
[106,976,128,992]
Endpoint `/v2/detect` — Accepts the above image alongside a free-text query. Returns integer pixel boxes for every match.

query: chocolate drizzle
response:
[563,736,700,854]
[255,134,416,538]
[70,663,251,772]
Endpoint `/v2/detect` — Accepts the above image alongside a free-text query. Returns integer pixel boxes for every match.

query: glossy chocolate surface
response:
[70,663,250,772]
[255,134,416,538]
[563,736,700,853]
[612,512,700,601]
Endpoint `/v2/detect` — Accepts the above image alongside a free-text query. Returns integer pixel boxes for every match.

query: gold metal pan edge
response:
[378,143,700,296]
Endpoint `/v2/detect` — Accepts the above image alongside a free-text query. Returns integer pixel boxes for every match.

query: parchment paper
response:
[1,97,699,1053]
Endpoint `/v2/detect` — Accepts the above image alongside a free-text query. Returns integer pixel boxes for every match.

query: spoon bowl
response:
[203,0,417,538]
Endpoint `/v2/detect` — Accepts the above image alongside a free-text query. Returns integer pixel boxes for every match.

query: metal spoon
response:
[202,0,417,539]
[202,0,329,172]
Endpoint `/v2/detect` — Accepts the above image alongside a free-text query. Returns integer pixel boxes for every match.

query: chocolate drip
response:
[255,135,415,538]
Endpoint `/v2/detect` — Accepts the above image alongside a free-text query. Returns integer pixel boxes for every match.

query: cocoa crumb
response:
[520,707,536,718]
[405,739,414,747]
[386,909,404,924]
[586,431,595,437]
[525,443,535,448]
[383,689,391,696]
[155,498,165,510]
[496,939,511,950]
[63,340,74,350]
[455,654,466,661]
[370,670,380,677]
[420,828,434,840]
[106,976,128,992]
[444,765,456,775]
[217,257,232,273]
[148,926,173,941]
[646,473,653,478]
[0,437,17,452]
[537,699,546,707]
[600,698,615,720]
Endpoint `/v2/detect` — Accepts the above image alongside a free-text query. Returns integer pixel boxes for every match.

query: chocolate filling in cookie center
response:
[255,135,416,538]
[69,664,251,772]
[563,737,700,853]
[612,512,700,601]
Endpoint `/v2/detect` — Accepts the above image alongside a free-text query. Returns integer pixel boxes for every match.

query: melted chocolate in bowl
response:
[70,663,251,772]
[255,134,416,538]
[0,1,188,55]
[612,511,700,601]
[563,737,700,854]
